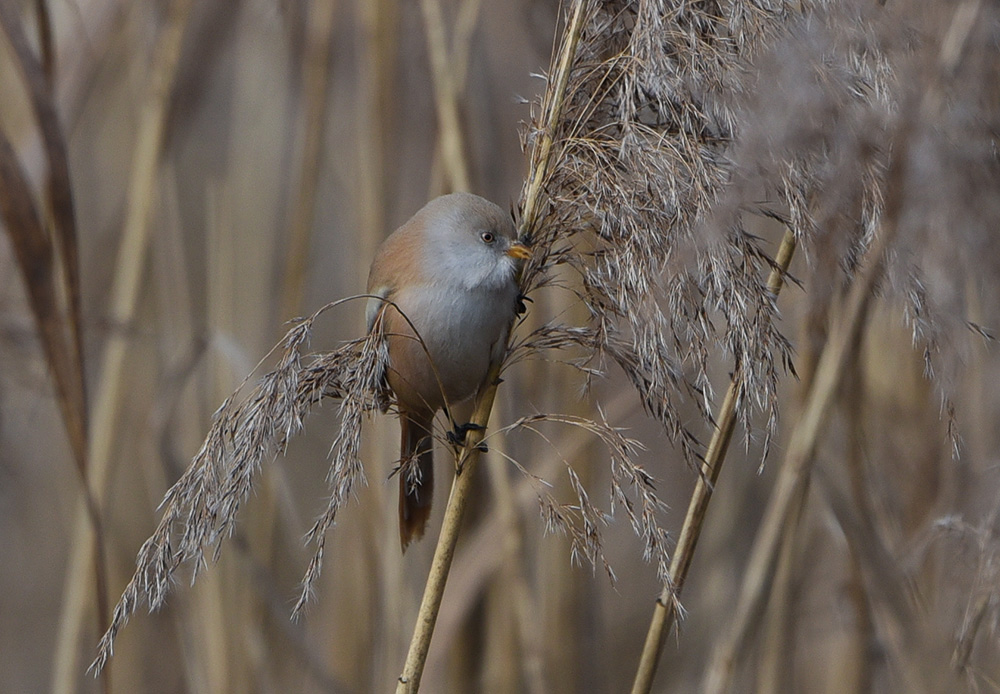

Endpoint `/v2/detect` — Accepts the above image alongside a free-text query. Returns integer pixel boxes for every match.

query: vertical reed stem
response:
[630,229,797,694]
[395,3,589,690]
[395,380,499,693]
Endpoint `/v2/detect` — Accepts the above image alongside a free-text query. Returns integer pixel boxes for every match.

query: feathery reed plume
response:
[515,0,1000,689]
[91,299,388,672]
[517,0,798,462]
[507,0,800,591]
[696,0,1000,688]
[280,0,336,321]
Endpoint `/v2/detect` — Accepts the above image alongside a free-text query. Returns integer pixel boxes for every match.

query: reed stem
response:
[394,3,589,690]
[630,228,797,694]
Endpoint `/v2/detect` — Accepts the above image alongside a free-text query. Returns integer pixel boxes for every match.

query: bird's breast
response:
[388,283,517,409]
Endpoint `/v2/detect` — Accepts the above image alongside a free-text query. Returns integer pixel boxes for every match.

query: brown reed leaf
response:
[34,0,55,84]
[0,0,87,466]
[0,129,88,470]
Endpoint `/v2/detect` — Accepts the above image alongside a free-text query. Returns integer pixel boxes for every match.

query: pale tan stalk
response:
[200,180,241,694]
[50,1,193,691]
[755,482,808,694]
[838,352,875,693]
[700,230,892,694]
[355,0,395,263]
[279,0,337,321]
[356,0,402,688]
[630,229,797,694]
[261,3,338,684]
[395,379,501,693]
[452,0,484,90]
[757,324,823,694]
[395,3,590,691]
[419,0,471,192]
[420,1,542,688]
[522,1,587,227]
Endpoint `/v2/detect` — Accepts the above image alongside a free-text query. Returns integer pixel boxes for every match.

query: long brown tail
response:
[398,412,434,550]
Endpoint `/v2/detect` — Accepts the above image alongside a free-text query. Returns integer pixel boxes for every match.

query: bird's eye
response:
[480,231,495,244]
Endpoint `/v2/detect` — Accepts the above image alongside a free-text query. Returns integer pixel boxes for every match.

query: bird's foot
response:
[446,422,486,447]
[516,292,533,316]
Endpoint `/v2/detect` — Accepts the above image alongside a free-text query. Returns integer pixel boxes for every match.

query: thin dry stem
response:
[420,0,472,192]
[54,0,194,689]
[394,374,501,693]
[701,220,895,694]
[630,228,797,694]
[280,0,337,320]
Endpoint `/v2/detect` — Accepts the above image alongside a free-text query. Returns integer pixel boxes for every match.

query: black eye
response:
[480,231,495,244]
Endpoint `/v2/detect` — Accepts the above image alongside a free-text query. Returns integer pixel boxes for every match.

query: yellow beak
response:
[506,242,531,260]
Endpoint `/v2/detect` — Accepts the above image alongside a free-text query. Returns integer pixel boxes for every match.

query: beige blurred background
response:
[1,1,998,693]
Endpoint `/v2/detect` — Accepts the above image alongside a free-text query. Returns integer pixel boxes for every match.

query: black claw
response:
[447,422,486,446]
[515,292,533,315]
[475,442,489,453]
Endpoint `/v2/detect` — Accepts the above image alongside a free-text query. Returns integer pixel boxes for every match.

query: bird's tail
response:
[399,412,434,550]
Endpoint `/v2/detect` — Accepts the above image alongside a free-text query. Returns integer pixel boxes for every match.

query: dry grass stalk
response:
[394,374,502,693]
[33,0,55,83]
[630,228,796,694]
[0,0,88,468]
[355,0,404,685]
[420,0,473,192]
[699,1,991,690]
[0,4,104,692]
[416,2,546,688]
[0,126,106,694]
[701,228,888,693]
[814,467,945,690]
[279,0,337,322]
[50,0,195,683]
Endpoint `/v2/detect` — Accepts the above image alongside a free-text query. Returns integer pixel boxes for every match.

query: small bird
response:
[366,193,531,549]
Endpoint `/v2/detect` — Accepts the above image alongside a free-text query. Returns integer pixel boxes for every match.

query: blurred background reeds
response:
[2,0,999,692]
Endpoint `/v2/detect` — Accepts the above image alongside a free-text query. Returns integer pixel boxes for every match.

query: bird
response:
[366,192,531,550]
